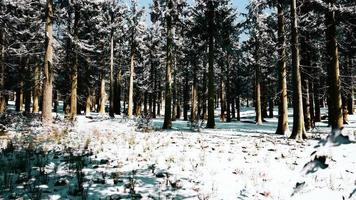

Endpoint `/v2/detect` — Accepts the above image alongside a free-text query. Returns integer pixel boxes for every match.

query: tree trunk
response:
[268,98,274,118]
[33,62,40,113]
[42,0,54,125]
[0,29,6,113]
[16,79,24,112]
[99,72,106,115]
[220,79,226,122]
[85,88,91,117]
[70,57,78,120]
[303,79,312,131]
[183,68,189,121]
[255,63,262,125]
[109,25,115,117]
[290,0,306,140]
[162,4,173,129]
[24,58,31,113]
[326,0,343,131]
[206,1,215,128]
[128,49,135,118]
[236,96,241,121]
[347,55,354,115]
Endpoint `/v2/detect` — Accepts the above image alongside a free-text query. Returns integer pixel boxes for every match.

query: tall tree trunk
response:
[183,68,189,121]
[16,77,24,112]
[162,3,173,129]
[128,48,135,118]
[220,79,226,122]
[206,1,215,128]
[268,98,274,118]
[347,55,354,115]
[290,0,306,140]
[42,0,54,125]
[326,0,343,131]
[314,74,321,122]
[236,96,241,121]
[191,78,198,123]
[33,62,40,113]
[303,78,312,131]
[114,68,122,115]
[276,1,290,135]
[99,72,106,115]
[70,56,78,119]
[309,81,315,128]
[172,62,177,121]
[109,21,115,117]
[70,7,79,121]
[0,29,6,113]
[255,62,262,125]
[24,58,31,113]
[85,88,91,117]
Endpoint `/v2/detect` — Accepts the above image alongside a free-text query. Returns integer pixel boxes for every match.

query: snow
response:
[0,106,355,199]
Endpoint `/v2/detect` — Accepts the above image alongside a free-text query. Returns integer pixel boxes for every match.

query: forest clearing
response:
[0,104,355,199]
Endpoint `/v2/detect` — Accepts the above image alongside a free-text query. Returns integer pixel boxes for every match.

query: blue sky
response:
[137,0,249,15]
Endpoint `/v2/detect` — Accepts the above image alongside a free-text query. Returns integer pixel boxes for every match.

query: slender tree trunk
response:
[206,1,215,128]
[42,0,54,125]
[70,8,79,120]
[0,30,6,113]
[290,0,306,140]
[309,81,315,128]
[255,63,262,125]
[276,0,290,135]
[191,79,198,123]
[33,62,40,113]
[99,72,106,115]
[109,25,115,117]
[268,98,274,118]
[183,68,189,121]
[128,49,135,118]
[236,96,241,121]
[172,62,177,121]
[162,5,173,129]
[303,79,312,131]
[347,55,354,115]
[24,58,31,113]
[85,88,91,117]
[231,97,236,119]
[70,56,78,120]
[114,68,122,115]
[220,79,226,122]
[325,0,343,131]
[314,74,321,122]
[16,77,24,112]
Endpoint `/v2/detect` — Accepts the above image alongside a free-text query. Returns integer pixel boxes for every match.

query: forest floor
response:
[0,104,355,200]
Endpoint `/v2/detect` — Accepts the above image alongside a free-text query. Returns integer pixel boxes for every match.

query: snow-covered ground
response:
[0,107,355,199]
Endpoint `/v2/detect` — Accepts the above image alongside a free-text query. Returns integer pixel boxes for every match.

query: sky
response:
[137,0,249,15]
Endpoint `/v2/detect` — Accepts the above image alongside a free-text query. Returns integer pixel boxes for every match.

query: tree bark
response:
[290,0,307,140]
[109,17,115,118]
[33,62,40,113]
[183,68,189,121]
[99,72,106,115]
[0,28,6,113]
[85,88,91,117]
[347,55,354,115]
[42,0,54,125]
[128,48,135,118]
[206,1,216,128]
[325,0,343,131]
[162,1,173,129]
[255,62,262,125]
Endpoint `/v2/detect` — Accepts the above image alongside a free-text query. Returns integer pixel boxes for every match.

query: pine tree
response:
[42,0,54,124]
